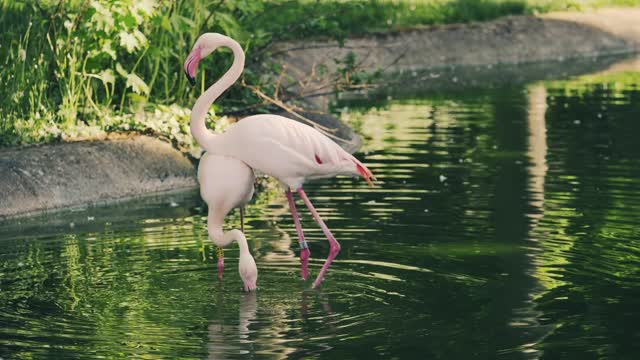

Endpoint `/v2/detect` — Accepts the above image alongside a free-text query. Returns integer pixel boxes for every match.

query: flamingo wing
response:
[210,114,374,188]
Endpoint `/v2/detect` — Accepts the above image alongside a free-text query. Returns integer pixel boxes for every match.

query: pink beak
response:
[183,49,201,86]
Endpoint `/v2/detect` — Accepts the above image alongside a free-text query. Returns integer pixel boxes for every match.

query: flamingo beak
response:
[183,49,201,86]
[365,176,375,187]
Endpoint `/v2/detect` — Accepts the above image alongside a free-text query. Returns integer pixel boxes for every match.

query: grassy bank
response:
[1,0,639,150]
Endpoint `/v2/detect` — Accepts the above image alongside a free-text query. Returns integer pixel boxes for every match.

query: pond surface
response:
[2,56,640,359]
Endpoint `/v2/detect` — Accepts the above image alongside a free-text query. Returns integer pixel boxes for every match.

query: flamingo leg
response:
[297,188,341,289]
[216,246,224,280]
[286,189,310,280]
[209,209,224,280]
[240,207,245,233]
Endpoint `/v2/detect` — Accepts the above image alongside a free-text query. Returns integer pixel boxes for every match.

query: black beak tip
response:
[187,74,196,87]
[184,69,196,86]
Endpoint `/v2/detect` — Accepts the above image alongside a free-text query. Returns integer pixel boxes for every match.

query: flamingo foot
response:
[300,247,310,280]
[217,257,224,280]
[312,242,341,289]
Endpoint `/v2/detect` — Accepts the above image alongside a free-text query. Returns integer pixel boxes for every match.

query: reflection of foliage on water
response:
[335,88,544,356]
[336,66,640,356]
[525,73,640,357]
[0,215,214,357]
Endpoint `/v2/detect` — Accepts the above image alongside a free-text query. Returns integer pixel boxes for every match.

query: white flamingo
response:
[184,33,374,288]
[198,154,257,291]
[195,121,257,290]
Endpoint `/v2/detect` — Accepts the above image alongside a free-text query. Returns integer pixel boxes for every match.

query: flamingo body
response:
[198,153,254,212]
[201,114,373,190]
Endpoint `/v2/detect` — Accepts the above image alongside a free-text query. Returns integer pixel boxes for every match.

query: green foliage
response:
[0,0,262,148]
[1,0,639,147]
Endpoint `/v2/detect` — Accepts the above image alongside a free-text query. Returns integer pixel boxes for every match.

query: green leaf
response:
[134,0,157,16]
[101,40,117,60]
[99,69,116,85]
[118,31,139,53]
[126,72,149,95]
[160,16,172,32]
[115,63,128,78]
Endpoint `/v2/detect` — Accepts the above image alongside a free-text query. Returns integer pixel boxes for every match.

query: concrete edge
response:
[0,136,198,220]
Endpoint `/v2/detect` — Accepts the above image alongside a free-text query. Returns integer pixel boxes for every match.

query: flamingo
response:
[184,33,374,288]
[198,153,257,291]
[196,124,257,290]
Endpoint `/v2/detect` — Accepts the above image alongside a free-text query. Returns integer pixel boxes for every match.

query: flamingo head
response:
[183,33,228,86]
[238,251,258,292]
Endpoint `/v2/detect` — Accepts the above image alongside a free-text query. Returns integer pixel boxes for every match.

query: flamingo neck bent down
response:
[207,212,250,254]
[190,36,245,149]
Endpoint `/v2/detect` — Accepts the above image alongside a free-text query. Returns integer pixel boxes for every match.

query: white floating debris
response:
[69,222,75,228]
[573,119,581,125]
[365,200,377,205]
[87,216,95,221]
[597,113,602,118]
[452,76,458,83]
[439,175,447,182]
[424,209,429,213]
[170,201,179,207]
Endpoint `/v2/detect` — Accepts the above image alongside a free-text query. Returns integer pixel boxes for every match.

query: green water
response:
[2,57,640,359]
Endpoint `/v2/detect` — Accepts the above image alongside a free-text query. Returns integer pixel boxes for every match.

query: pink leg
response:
[297,188,341,288]
[286,189,310,280]
[216,246,224,280]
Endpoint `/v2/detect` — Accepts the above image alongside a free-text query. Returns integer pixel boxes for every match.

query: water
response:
[2,56,640,359]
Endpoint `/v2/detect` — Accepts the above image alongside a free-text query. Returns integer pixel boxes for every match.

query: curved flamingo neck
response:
[190,37,245,149]
[231,229,250,255]
[207,211,249,253]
